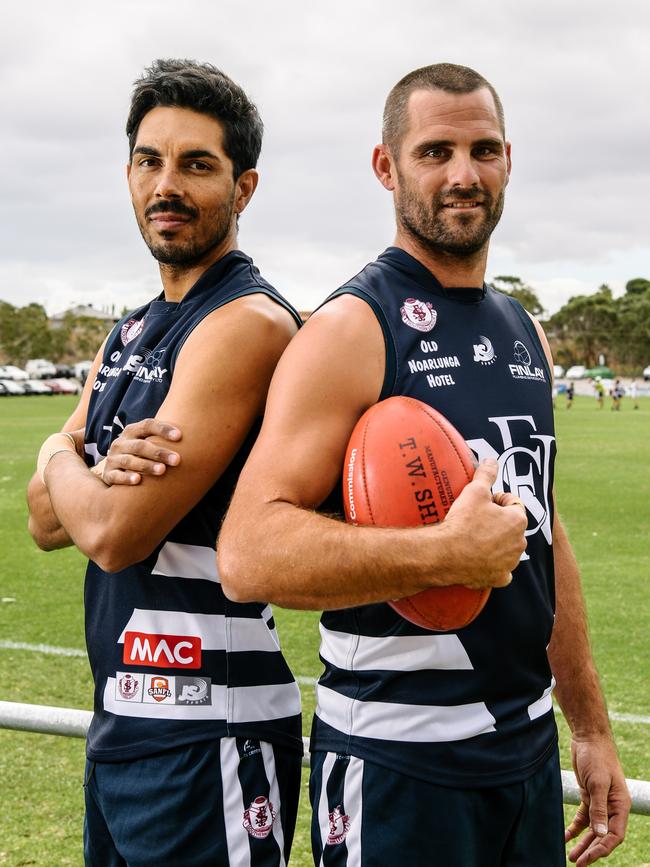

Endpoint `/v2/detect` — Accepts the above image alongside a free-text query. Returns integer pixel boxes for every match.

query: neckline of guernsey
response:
[149,249,252,311]
[382,246,487,304]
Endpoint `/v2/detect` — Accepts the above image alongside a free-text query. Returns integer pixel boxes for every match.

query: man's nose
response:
[446,152,480,188]
[153,166,183,199]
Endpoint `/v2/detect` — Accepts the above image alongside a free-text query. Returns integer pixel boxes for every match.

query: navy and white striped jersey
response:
[311,247,558,787]
[83,250,303,762]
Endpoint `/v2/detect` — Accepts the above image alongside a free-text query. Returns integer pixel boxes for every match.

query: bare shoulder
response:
[228,291,299,339]
[177,292,299,370]
[268,292,386,412]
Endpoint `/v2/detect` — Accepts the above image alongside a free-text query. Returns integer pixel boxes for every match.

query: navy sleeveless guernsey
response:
[311,247,557,788]
[83,250,303,762]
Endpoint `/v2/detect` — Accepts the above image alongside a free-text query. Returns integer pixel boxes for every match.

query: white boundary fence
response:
[1,699,649,816]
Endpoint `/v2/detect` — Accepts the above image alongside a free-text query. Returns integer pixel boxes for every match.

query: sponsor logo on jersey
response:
[408,355,460,375]
[175,676,211,705]
[146,675,173,703]
[400,298,437,332]
[473,336,496,365]
[513,340,531,365]
[508,340,546,383]
[467,415,555,560]
[243,796,276,839]
[133,347,168,384]
[120,318,145,346]
[242,738,262,758]
[426,373,456,388]
[116,672,142,701]
[123,631,201,669]
[115,672,212,706]
[326,805,351,845]
[346,448,358,521]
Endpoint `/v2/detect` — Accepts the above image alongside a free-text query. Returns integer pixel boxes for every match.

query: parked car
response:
[0,365,29,380]
[565,365,586,379]
[44,378,82,395]
[25,358,57,379]
[585,366,615,379]
[23,379,53,395]
[54,364,75,378]
[552,364,565,379]
[643,365,650,382]
[0,378,26,394]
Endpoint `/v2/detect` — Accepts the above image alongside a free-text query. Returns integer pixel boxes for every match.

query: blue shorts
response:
[84,737,301,866]
[310,747,565,866]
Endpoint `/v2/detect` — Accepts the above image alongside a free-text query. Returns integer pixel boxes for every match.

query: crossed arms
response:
[27,294,297,572]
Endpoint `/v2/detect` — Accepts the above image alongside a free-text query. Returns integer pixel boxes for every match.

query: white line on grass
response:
[3,641,649,726]
[0,640,86,658]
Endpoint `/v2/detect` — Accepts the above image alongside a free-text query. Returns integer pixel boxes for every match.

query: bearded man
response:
[28,59,302,866]
[218,63,630,867]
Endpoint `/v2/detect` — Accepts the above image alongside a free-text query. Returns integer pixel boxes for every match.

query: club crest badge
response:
[120,318,145,346]
[400,298,437,332]
[326,805,351,845]
[117,673,140,700]
[243,796,276,839]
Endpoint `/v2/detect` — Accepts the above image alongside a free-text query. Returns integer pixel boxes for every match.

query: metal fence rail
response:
[1,699,648,816]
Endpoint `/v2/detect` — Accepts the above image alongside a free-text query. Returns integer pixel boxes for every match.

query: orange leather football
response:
[343,395,490,630]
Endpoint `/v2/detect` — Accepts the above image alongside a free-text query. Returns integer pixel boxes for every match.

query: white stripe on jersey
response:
[152,541,220,583]
[317,753,337,866]
[528,677,555,720]
[315,684,495,743]
[103,678,300,722]
[319,625,474,672]
[117,608,282,654]
[84,443,104,464]
[261,741,287,867]
[220,738,252,867]
[343,757,363,866]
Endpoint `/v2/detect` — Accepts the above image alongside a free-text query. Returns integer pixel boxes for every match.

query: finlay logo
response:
[123,631,201,669]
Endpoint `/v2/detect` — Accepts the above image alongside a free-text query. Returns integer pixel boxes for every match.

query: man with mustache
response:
[27,59,302,866]
[218,64,629,865]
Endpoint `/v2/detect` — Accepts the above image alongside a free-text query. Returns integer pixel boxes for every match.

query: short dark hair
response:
[126,58,263,180]
[383,63,505,154]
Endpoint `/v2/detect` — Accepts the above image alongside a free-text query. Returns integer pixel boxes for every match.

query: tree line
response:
[1,278,649,372]
[0,303,115,367]
[492,277,650,372]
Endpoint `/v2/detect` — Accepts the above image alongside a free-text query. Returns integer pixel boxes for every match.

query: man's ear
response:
[234,169,259,215]
[372,144,397,192]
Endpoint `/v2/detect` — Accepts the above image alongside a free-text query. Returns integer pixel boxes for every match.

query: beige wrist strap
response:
[37,432,77,484]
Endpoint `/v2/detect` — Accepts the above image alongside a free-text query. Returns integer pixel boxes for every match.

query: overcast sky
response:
[1,0,648,318]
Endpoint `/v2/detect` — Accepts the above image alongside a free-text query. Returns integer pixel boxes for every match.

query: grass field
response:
[0,394,648,866]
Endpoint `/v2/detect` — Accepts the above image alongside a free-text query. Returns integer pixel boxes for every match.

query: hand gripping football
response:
[343,396,490,631]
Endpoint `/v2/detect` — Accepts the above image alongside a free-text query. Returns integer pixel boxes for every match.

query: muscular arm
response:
[218,295,527,609]
[549,515,630,866]
[528,310,629,864]
[40,295,297,573]
[27,340,107,550]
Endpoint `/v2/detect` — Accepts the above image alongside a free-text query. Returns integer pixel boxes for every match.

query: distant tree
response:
[0,302,53,365]
[0,301,113,366]
[625,278,650,295]
[491,275,544,317]
[547,285,617,368]
[613,289,650,368]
